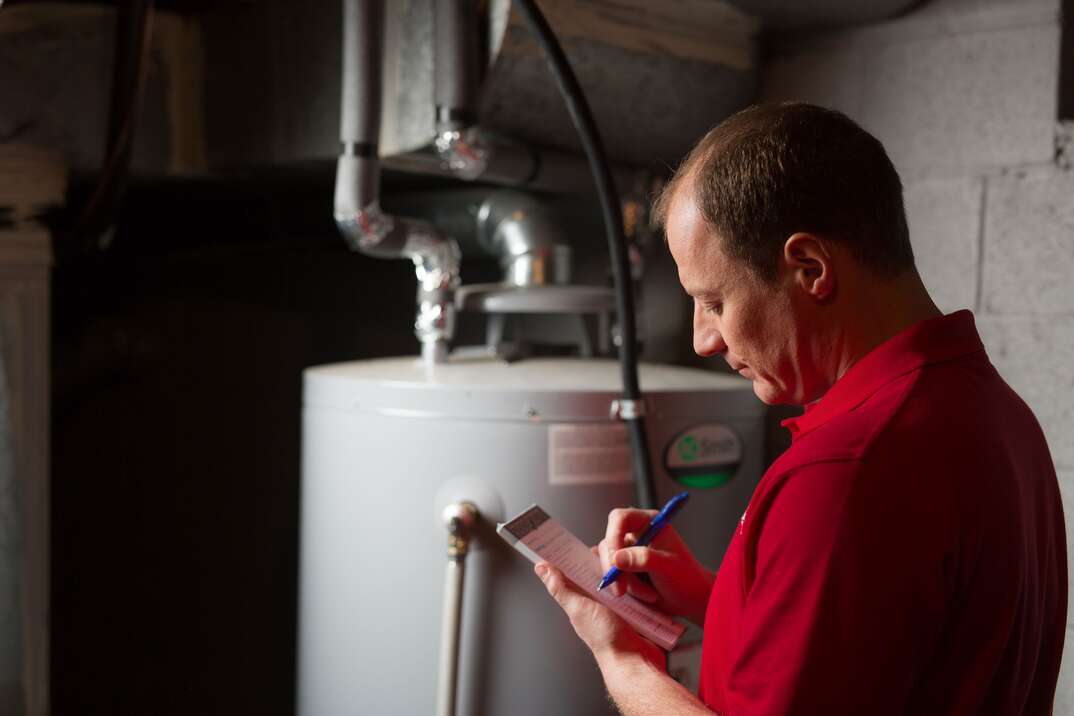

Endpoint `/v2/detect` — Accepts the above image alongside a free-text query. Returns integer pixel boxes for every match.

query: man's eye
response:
[704,302,722,316]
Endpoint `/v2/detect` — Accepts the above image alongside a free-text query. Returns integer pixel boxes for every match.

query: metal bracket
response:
[610,398,647,420]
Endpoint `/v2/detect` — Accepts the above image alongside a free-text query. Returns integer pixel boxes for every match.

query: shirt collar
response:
[780,310,985,441]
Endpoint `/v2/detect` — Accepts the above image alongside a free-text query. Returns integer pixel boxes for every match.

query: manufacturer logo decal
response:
[664,423,743,489]
[677,436,699,462]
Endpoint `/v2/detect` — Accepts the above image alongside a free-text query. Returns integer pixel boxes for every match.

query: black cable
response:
[510,0,657,510]
[65,0,155,258]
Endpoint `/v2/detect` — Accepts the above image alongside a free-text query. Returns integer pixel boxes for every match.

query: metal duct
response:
[476,192,572,287]
[201,0,759,174]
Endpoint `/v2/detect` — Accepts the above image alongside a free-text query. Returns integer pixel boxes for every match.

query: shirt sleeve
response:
[724,459,950,715]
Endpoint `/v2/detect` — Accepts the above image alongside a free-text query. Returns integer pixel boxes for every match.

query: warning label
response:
[548,424,632,486]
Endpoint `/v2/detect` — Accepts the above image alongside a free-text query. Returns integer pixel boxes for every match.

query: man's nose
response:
[693,303,727,357]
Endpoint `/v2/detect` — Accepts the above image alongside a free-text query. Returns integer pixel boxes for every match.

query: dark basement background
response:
[49,168,506,715]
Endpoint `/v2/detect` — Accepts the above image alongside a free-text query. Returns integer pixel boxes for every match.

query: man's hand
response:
[534,562,665,668]
[534,560,716,716]
[598,508,716,626]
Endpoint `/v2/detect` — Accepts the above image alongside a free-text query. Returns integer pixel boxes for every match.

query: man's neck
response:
[827,269,942,387]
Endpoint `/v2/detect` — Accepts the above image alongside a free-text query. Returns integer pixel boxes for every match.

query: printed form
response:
[498,505,685,651]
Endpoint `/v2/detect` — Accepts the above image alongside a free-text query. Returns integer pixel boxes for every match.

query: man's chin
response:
[751,381,789,406]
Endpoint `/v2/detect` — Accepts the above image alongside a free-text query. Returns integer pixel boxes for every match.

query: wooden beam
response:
[501,0,759,72]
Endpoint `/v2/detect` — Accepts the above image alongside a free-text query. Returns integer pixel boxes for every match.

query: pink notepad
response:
[497,504,685,651]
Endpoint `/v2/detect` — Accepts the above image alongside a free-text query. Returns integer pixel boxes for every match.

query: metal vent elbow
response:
[477,192,572,287]
[337,0,460,364]
[334,152,461,364]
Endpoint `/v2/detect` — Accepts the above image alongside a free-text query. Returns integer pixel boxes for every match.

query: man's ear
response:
[783,233,835,301]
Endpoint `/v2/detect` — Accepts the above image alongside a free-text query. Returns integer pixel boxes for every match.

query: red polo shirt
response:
[698,310,1066,714]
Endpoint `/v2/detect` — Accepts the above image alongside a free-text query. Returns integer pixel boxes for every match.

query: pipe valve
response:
[443,501,479,560]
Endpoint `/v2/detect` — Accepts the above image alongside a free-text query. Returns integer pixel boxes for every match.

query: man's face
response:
[665,189,812,406]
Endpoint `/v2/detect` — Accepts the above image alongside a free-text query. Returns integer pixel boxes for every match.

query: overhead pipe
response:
[385,141,641,197]
[433,0,488,179]
[335,0,461,364]
[429,0,646,199]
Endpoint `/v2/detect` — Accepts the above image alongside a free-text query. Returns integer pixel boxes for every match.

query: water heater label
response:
[548,424,632,486]
[664,423,742,489]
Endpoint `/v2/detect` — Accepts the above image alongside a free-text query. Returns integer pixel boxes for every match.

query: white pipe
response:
[436,558,466,716]
[436,502,478,716]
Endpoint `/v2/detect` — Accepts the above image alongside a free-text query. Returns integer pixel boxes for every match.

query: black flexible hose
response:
[510,0,657,510]
[65,0,155,258]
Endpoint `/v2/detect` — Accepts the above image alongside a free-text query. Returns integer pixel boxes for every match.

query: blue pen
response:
[597,491,691,592]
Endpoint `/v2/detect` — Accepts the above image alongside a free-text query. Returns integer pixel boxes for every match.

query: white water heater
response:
[298,355,765,714]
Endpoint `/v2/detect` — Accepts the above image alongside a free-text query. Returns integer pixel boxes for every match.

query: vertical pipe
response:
[436,560,465,716]
[434,0,481,130]
[433,0,487,178]
[336,0,461,362]
[339,0,382,211]
[436,502,478,716]
[341,0,383,151]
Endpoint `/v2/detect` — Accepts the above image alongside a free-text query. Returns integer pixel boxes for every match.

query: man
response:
[533,103,1067,714]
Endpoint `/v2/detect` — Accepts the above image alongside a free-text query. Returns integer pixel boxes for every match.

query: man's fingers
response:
[602,510,657,594]
[613,545,674,574]
[596,543,628,598]
[596,545,626,596]
[625,574,661,603]
[609,547,675,598]
[535,563,585,612]
[603,508,658,556]
[598,539,613,574]
[596,541,630,596]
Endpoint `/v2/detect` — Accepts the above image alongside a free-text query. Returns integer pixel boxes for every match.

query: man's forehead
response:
[679,266,725,298]
[666,188,728,289]
[666,188,709,256]
[675,248,728,299]
[665,188,726,265]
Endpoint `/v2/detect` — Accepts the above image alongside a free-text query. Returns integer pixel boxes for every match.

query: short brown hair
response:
[653,102,914,282]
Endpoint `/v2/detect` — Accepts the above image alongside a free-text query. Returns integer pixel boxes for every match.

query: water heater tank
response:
[298,356,765,714]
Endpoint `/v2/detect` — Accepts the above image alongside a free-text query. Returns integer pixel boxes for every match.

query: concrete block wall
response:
[759,0,1074,708]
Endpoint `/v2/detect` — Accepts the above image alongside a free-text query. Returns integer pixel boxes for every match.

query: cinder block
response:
[977,319,1074,470]
[1058,471,1074,706]
[1061,469,1074,564]
[983,168,1074,316]
[903,176,982,313]
[1058,625,1074,713]
[759,47,866,119]
[766,0,1059,55]
[859,24,1059,175]
[893,0,1059,38]
[1061,471,1074,586]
